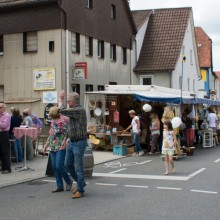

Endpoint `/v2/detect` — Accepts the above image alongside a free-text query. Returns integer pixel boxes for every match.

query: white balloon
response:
[171,117,182,128]
[142,104,152,112]
[94,108,102,116]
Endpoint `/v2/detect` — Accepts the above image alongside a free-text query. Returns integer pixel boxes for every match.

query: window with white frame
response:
[97,40,104,58]
[0,35,3,55]
[111,4,116,19]
[110,44,116,61]
[85,36,93,56]
[71,32,80,53]
[87,0,93,9]
[140,75,153,85]
[23,31,38,52]
[121,47,127,64]
[85,84,93,92]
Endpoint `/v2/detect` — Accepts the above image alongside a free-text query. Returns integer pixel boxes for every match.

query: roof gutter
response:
[0,0,57,11]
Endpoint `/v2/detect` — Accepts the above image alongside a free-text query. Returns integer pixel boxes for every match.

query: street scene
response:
[0,0,220,220]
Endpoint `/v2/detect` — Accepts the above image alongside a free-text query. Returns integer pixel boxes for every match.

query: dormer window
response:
[111,4,116,19]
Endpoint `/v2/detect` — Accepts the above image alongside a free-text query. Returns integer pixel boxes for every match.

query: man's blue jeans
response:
[133,133,143,153]
[10,135,22,162]
[65,140,87,193]
[50,150,71,189]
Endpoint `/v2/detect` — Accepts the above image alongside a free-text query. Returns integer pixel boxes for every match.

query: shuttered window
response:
[98,40,104,59]
[110,44,116,61]
[71,32,80,53]
[23,32,38,53]
[85,36,93,56]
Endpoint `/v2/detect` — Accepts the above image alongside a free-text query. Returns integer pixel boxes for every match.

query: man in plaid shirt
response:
[59,91,87,199]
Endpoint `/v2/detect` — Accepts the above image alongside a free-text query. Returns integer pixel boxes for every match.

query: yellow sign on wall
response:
[33,67,56,90]
[201,69,207,82]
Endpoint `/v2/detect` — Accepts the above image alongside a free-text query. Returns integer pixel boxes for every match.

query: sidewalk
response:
[0,150,124,189]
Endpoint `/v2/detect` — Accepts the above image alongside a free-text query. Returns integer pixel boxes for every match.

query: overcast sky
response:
[130,0,220,71]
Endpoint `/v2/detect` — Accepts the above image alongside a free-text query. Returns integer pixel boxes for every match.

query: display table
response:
[13,127,38,171]
[91,133,133,150]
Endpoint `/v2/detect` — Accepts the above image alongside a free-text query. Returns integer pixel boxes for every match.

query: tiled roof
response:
[133,7,192,72]
[195,27,212,68]
[132,10,152,30]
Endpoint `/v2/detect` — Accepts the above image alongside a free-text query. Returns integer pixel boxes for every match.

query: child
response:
[162,120,177,175]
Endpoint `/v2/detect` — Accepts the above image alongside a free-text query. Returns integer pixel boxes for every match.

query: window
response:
[140,75,153,85]
[98,40,104,59]
[86,84,93,92]
[85,36,93,56]
[71,32,80,53]
[111,4,116,19]
[87,0,93,9]
[110,44,116,61]
[49,41,55,52]
[98,85,105,91]
[72,84,80,94]
[109,82,117,85]
[122,47,127,64]
[23,32,38,52]
[0,35,3,55]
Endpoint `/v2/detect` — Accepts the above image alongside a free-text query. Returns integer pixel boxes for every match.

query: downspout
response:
[58,0,70,94]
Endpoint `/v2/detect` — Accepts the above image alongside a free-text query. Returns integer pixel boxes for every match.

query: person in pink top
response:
[0,102,11,174]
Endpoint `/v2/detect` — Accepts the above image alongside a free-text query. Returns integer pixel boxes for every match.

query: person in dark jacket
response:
[9,108,23,162]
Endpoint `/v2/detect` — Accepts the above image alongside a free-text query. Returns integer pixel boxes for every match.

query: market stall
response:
[85,85,195,155]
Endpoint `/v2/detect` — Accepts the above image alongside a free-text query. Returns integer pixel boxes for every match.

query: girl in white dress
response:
[162,120,177,175]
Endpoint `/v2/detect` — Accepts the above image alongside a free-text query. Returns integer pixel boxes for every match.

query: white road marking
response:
[125,185,149,189]
[109,168,127,174]
[190,189,218,194]
[93,173,188,181]
[93,168,206,181]
[157,187,182,191]
[187,168,206,179]
[214,158,220,163]
[138,160,152,165]
[96,183,118,186]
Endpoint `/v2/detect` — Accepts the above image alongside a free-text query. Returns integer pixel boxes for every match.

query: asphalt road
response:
[0,146,220,220]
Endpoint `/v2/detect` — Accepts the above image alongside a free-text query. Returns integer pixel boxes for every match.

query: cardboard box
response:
[127,146,135,154]
[113,145,127,156]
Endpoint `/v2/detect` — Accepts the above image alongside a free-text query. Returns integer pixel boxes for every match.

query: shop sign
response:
[72,62,87,80]
[33,67,56,90]
[44,103,54,125]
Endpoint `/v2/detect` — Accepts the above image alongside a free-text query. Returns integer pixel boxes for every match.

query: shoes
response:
[72,183,87,194]
[2,170,11,174]
[72,191,84,199]
[132,152,138,157]
[164,172,169,175]
[138,151,144,156]
[155,151,160,154]
[52,188,64,193]
[66,181,73,191]
[148,152,154,155]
